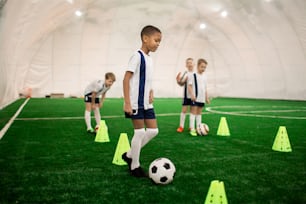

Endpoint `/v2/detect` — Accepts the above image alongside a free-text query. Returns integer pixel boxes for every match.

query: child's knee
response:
[148,128,159,138]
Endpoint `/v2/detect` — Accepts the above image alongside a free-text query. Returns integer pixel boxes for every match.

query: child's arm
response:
[205,88,210,104]
[123,71,133,115]
[100,93,106,108]
[149,89,154,104]
[91,92,97,108]
[188,84,196,101]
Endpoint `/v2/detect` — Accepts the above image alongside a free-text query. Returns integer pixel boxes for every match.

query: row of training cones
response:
[98,118,292,166]
[216,117,292,152]
[97,118,292,165]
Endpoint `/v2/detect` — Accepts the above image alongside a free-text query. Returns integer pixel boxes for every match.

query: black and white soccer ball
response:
[197,123,209,136]
[149,158,176,185]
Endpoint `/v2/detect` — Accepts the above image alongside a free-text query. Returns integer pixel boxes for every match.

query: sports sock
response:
[141,128,158,148]
[127,128,145,170]
[85,110,92,130]
[189,113,195,130]
[180,112,186,127]
[196,114,202,128]
[94,107,101,127]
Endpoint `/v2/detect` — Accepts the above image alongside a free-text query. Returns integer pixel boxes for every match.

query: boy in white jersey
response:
[188,59,210,136]
[84,72,116,134]
[122,25,162,177]
[176,58,195,133]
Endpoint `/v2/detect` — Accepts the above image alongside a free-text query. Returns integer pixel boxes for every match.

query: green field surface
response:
[1,98,306,203]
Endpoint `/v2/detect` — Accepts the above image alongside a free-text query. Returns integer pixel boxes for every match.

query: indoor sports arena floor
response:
[1,97,306,203]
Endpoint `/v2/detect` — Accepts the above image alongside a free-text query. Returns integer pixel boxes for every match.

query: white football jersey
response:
[184,71,195,99]
[126,50,153,110]
[84,80,109,97]
[188,72,207,103]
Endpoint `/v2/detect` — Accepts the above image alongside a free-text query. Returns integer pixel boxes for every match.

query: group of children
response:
[83,25,208,178]
[176,57,209,136]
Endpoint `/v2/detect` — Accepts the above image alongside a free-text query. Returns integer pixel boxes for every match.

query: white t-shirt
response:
[126,50,153,110]
[184,71,195,99]
[84,80,109,97]
[188,72,207,103]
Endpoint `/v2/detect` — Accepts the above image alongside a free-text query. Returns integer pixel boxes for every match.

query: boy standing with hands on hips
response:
[122,25,162,177]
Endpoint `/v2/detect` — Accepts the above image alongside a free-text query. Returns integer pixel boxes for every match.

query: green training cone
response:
[204,180,228,204]
[217,117,230,136]
[112,133,131,165]
[95,120,110,143]
[272,126,292,152]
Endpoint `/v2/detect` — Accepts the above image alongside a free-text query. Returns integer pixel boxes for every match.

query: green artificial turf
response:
[0,97,306,203]
[0,99,26,130]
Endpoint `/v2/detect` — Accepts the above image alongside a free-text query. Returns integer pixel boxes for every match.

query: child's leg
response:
[195,107,203,127]
[93,105,101,128]
[142,119,158,148]
[84,103,92,130]
[127,119,145,170]
[189,106,196,130]
[179,105,188,128]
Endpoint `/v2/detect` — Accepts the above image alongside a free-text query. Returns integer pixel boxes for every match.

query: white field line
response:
[15,112,212,121]
[7,105,306,125]
[206,107,306,120]
[0,98,30,139]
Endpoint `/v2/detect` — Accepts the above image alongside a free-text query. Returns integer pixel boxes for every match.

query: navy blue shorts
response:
[182,98,192,106]
[125,108,156,120]
[191,101,205,107]
[84,94,99,104]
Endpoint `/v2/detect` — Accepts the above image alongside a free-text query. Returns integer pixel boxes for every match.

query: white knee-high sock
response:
[127,128,145,170]
[196,114,202,128]
[141,128,158,148]
[180,112,186,127]
[94,107,101,127]
[85,110,92,130]
[189,113,195,130]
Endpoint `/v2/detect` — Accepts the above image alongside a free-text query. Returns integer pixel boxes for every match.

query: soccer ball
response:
[197,123,209,136]
[176,71,188,86]
[149,158,176,185]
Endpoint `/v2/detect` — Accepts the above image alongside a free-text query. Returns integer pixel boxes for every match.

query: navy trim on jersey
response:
[194,73,198,98]
[138,50,146,109]
[184,83,188,99]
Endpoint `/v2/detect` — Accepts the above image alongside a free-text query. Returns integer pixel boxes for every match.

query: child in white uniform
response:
[122,25,162,177]
[188,59,210,136]
[84,72,116,134]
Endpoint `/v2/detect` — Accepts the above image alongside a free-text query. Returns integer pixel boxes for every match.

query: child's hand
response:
[149,95,154,104]
[124,103,133,115]
[149,90,154,104]
[191,95,196,102]
[99,101,103,108]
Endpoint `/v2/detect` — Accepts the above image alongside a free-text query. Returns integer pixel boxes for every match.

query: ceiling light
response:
[221,10,228,17]
[75,10,83,17]
[200,23,207,30]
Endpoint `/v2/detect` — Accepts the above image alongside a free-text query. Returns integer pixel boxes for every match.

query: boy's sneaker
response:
[176,126,184,133]
[87,128,95,134]
[130,167,148,178]
[190,129,197,136]
[122,152,132,170]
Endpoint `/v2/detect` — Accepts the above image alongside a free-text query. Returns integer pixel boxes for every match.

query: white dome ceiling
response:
[1,0,306,107]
